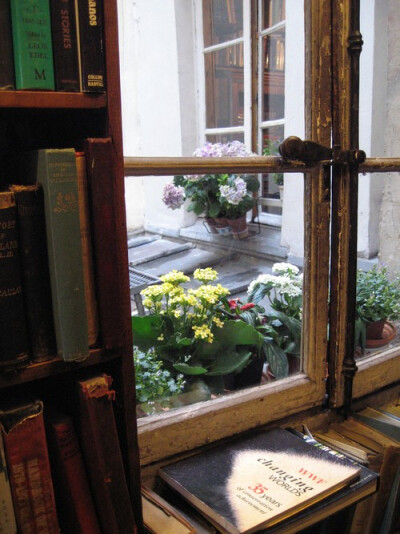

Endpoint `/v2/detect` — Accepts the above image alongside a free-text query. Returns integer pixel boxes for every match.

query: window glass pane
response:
[206,133,245,144]
[203,0,243,47]
[205,45,244,128]
[262,31,285,122]
[262,0,285,29]
[261,126,284,215]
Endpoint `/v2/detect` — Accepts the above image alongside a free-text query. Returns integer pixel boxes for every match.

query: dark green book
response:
[10,0,55,90]
[30,149,89,362]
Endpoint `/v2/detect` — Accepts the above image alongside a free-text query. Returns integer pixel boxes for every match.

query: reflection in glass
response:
[203,0,243,47]
[263,0,285,29]
[206,133,245,144]
[205,45,244,128]
[261,125,284,214]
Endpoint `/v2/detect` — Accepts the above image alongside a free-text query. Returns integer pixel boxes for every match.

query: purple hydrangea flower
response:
[219,178,248,205]
[162,183,185,210]
[193,141,254,158]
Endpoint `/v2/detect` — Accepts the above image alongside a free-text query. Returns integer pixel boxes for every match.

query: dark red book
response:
[50,0,80,91]
[0,400,60,534]
[75,374,136,534]
[45,409,101,534]
[83,138,126,349]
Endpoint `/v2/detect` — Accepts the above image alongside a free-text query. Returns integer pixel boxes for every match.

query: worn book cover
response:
[10,0,55,90]
[11,184,57,363]
[159,428,362,534]
[0,430,17,534]
[142,486,196,534]
[0,399,59,534]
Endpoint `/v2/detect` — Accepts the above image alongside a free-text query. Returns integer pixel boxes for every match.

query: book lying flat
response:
[159,427,362,534]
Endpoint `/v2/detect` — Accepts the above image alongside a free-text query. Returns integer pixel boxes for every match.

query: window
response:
[120,0,400,466]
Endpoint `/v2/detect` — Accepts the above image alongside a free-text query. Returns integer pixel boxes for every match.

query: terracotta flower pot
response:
[227,214,248,239]
[214,217,231,236]
[204,216,218,234]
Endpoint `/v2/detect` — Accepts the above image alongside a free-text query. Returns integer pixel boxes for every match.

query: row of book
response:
[0,0,105,92]
[0,372,136,534]
[144,402,400,533]
[0,138,124,372]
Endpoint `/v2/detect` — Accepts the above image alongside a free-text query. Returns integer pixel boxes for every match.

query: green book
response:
[10,0,55,90]
[32,149,89,362]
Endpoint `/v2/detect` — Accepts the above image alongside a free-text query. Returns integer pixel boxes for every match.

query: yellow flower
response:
[142,298,153,309]
[212,317,224,328]
[141,284,165,299]
[157,334,164,341]
[193,267,218,283]
[192,325,214,343]
[160,270,190,285]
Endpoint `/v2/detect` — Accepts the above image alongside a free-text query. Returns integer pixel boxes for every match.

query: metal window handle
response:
[279,136,366,165]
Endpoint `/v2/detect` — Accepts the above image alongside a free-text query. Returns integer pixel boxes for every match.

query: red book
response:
[76,374,136,534]
[0,400,59,534]
[83,138,127,350]
[45,409,101,534]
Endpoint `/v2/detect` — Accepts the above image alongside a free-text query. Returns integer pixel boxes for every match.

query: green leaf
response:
[214,320,264,347]
[132,315,163,351]
[173,363,208,375]
[207,350,253,376]
[208,203,221,217]
[263,342,289,379]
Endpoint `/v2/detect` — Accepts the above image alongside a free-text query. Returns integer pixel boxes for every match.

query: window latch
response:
[279,136,366,165]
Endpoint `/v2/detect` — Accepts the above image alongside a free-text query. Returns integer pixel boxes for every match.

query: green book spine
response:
[36,149,89,362]
[10,0,55,90]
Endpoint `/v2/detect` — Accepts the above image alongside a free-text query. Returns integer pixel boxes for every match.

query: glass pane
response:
[261,126,284,215]
[203,0,243,47]
[262,32,285,121]
[205,45,244,128]
[262,0,285,29]
[355,173,400,362]
[206,133,245,144]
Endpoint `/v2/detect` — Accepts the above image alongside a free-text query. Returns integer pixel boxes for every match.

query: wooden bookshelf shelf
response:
[0,349,119,388]
[0,91,107,109]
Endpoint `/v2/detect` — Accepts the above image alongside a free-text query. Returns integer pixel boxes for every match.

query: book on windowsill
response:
[159,427,363,534]
[75,373,136,534]
[0,430,17,534]
[10,184,57,363]
[0,0,15,90]
[0,399,59,534]
[27,148,89,363]
[10,0,55,90]
[45,408,101,534]
[0,190,30,372]
[354,405,400,442]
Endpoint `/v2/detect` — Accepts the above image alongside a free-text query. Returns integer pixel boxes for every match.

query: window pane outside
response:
[262,0,285,29]
[203,0,243,47]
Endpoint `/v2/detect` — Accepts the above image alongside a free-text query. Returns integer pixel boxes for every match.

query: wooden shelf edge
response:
[0,90,107,109]
[0,348,120,388]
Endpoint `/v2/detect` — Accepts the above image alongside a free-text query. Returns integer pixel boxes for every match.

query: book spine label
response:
[76,0,106,92]
[2,403,59,534]
[38,149,89,362]
[46,412,101,534]
[0,0,15,90]
[76,153,99,347]
[12,184,57,363]
[50,0,80,91]
[0,431,17,534]
[0,192,30,371]
[83,139,125,349]
[10,0,55,90]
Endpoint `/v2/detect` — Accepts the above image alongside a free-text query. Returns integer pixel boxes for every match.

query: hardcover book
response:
[50,0,80,91]
[83,138,125,349]
[11,184,57,363]
[0,0,15,90]
[31,148,89,362]
[0,399,59,534]
[75,0,106,92]
[159,427,362,534]
[0,190,30,371]
[0,431,17,534]
[76,374,136,534]
[10,0,55,90]
[45,409,101,534]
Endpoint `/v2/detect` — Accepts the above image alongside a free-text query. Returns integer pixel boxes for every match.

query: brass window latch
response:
[279,136,366,166]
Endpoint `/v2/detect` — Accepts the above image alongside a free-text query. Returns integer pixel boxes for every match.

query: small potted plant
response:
[355,265,400,350]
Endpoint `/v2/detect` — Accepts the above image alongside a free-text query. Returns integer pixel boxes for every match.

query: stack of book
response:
[0,139,125,371]
[0,0,106,92]
[0,373,136,534]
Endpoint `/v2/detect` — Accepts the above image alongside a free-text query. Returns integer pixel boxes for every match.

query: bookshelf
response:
[0,0,143,532]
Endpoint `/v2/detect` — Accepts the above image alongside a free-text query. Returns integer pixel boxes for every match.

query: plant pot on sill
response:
[204,216,218,234]
[366,320,396,348]
[226,214,249,239]
[214,217,231,236]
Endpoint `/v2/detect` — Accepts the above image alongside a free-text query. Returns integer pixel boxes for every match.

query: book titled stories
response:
[159,427,362,534]
[10,0,55,90]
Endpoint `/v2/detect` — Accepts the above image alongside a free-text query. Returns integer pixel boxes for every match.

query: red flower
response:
[240,303,255,311]
[228,299,240,310]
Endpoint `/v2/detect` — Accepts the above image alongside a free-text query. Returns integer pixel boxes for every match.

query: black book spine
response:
[0,191,30,370]
[0,0,15,90]
[75,0,106,92]
[12,185,57,363]
[50,0,80,91]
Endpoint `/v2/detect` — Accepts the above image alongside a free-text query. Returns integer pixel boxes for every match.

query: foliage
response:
[263,138,284,186]
[162,141,259,219]
[246,263,303,378]
[133,348,186,403]
[132,268,264,378]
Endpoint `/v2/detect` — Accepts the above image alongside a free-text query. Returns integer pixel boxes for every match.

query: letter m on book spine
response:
[34,148,89,362]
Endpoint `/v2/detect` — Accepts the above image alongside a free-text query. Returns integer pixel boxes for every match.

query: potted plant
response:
[246,263,303,378]
[162,141,258,237]
[131,268,264,393]
[355,265,400,351]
